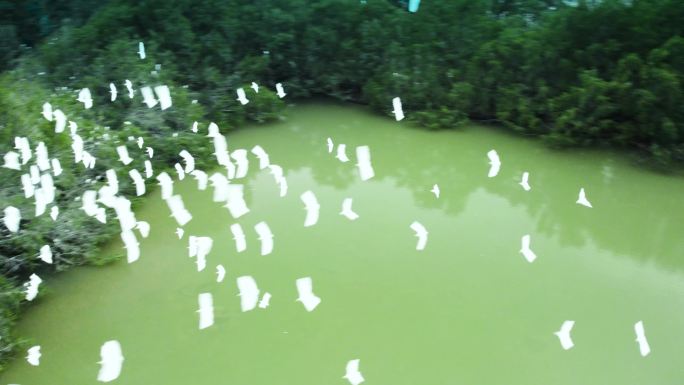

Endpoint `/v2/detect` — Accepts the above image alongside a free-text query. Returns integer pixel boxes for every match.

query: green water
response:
[3,102,684,384]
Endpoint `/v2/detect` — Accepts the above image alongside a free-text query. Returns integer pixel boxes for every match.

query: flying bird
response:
[198,293,214,330]
[165,195,192,226]
[174,163,185,180]
[136,137,143,149]
[77,88,93,109]
[336,144,350,162]
[343,359,365,385]
[38,244,52,264]
[4,206,21,232]
[216,265,226,283]
[554,320,575,350]
[116,145,133,165]
[179,150,195,173]
[301,190,320,227]
[237,276,260,312]
[258,292,271,308]
[24,273,42,301]
[576,188,593,208]
[137,41,146,59]
[129,170,145,196]
[254,221,274,256]
[3,151,20,170]
[191,121,199,133]
[109,83,117,101]
[231,149,249,179]
[230,223,247,253]
[120,230,140,263]
[295,277,321,312]
[487,150,501,177]
[340,198,359,220]
[634,321,651,357]
[97,340,124,382]
[190,170,208,190]
[51,158,62,176]
[431,184,440,198]
[251,82,259,93]
[327,137,334,153]
[136,221,150,238]
[154,85,172,110]
[53,109,66,133]
[26,345,41,366]
[275,83,286,98]
[251,145,270,169]
[124,79,135,98]
[144,160,153,179]
[236,88,249,105]
[146,146,154,158]
[49,205,59,221]
[410,221,428,251]
[356,146,375,181]
[392,97,404,121]
[156,172,174,199]
[519,172,531,191]
[42,102,53,121]
[175,227,184,239]
[520,234,537,263]
[140,86,158,108]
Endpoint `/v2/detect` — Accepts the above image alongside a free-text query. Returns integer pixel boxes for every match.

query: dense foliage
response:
[1,0,683,370]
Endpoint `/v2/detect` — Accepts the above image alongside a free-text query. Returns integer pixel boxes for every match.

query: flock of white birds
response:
[1,41,650,384]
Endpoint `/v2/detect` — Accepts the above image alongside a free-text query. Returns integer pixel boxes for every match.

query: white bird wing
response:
[254,221,274,256]
[216,265,226,283]
[231,149,249,178]
[53,109,66,133]
[24,273,42,301]
[42,102,53,121]
[27,345,41,366]
[109,83,117,101]
[250,145,270,169]
[487,150,501,177]
[276,83,286,98]
[236,88,249,105]
[191,170,208,190]
[577,188,593,208]
[634,321,651,356]
[230,223,247,252]
[129,169,146,196]
[340,198,359,220]
[153,85,172,110]
[356,146,375,181]
[98,340,124,382]
[138,41,146,59]
[178,150,195,173]
[410,221,428,250]
[300,191,320,227]
[258,292,271,308]
[174,163,185,180]
[116,145,132,165]
[296,277,321,312]
[140,86,158,108]
[4,206,21,233]
[392,97,404,121]
[125,79,134,98]
[198,293,214,330]
[237,276,260,312]
[39,244,52,264]
[554,320,575,350]
[336,144,350,162]
[120,230,140,263]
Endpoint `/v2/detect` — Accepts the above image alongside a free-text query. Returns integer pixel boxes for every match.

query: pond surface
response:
[3,102,684,384]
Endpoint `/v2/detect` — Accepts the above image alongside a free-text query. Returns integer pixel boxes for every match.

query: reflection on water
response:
[3,102,684,385]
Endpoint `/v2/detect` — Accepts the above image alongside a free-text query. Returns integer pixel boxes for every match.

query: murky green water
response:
[3,102,684,384]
